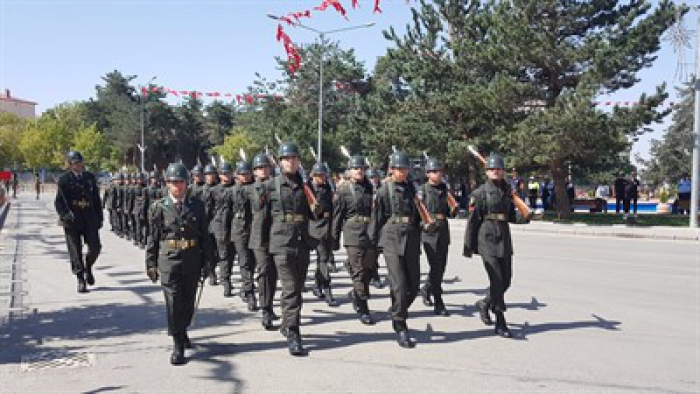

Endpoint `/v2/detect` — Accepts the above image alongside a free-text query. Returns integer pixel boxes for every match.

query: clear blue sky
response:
[0,0,696,163]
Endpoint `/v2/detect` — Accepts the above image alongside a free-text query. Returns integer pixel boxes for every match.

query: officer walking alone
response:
[146,163,214,365]
[463,154,530,338]
[54,151,103,293]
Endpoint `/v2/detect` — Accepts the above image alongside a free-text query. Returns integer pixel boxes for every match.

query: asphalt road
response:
[0,194,698,393]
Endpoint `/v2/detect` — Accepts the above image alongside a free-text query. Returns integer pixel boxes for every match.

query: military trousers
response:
[314,238,333,288]
[63,225,101,276]
[216,240,236,281]
[384,252,420,330]
[422,241,449,297]
[481,255,512,313]
[254,249,277,312]
[273,248,310,331]
[107,209,116,231]
[345,246,377,300]
[161,269,200,336]
[233,237,255,295]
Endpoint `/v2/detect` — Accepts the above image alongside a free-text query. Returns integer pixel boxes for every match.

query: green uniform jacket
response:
[146,195,214,274]
[308,180,333,242]
[55,171,103,228]
[245,179,271,251]
[463,180,527,258]
[265,172,320,254]
[370,180,422,256]
[332,178,375,248]
[419,182,457,249]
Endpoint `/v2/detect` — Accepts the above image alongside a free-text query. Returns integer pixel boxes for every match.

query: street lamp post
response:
[691,7,700,227]
[138,76,157,173]
[267,14,374,163]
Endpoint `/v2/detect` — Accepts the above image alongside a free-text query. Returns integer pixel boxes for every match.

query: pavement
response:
[0,193,698,393]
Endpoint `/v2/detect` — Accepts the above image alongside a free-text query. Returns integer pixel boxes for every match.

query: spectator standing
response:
[614,172,628,213]
[566,176,575,211]
[677,174,691,215]
[34,171,41,200]
[626,171,641,214]
[527,176,540,210]
[11,171,18,198]
[595,182,611,213]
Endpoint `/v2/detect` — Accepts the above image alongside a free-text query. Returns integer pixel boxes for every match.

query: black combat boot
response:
[261,309,275,330]
[393,321,414,348]
[433,295,449,317]
[77,275,89,293]
[312,285,325,299]
[347,291,360,313]
[209,273,218,286]
[84,268,95,286]
[419,286,433,307]
[223,281,233,297]
[475,299,493,326]
[247,292,258,312]
[170,334,186,365]
[324,286,338,307]
[494,311,513,338]
[357,299,374,325]
[285,328,307,357]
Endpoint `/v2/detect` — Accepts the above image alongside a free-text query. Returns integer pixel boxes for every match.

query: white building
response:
[0,89,37,119]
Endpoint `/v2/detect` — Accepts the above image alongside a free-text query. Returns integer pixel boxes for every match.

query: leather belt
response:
[71,200,90,209]
[390,216,412,224]
[280,213,306,223]
[434,213,446,220]
[166,239,197,250]
[352,215,371,223]
[484,213,507,221]
[233,213,246,219]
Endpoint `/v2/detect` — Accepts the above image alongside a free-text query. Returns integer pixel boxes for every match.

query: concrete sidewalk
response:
[0,193,697,393]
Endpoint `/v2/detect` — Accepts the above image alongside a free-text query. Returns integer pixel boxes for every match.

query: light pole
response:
[691,6,700,227]
[138,76,157,173]
[267,14,374,163]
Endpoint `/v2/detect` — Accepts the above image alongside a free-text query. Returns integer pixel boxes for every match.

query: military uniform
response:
[265,143,320,356]
[332,156,377,324]
[125,176,137,241]
[463,154,529,338]
[201,164,220,284]
[308,163,337,306]
[132,174,148,248]
[146,163,214,365]
[54,151,103,293]
[371,151,422,348]
[418,158,457,316]
[245,154,277,329]
[188,164,205,200]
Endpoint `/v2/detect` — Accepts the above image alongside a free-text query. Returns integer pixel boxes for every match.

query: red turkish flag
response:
[374,0,382,13]
[245,95,254,105]
[141,87,148,96]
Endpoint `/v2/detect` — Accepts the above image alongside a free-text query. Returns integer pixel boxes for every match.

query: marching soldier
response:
[365,168,384,289]
[202,164,220,285]
[265,142,321,356]
[246,153,278,330]
[371,150,422,348]
[418,158,457,316]
[144,171,163,245]
[54,151,103,293]
[146,163,214,365]
[231,161,256,308]
[463,154,529,338]
[189,164,205,199]
[132,173,148,249]
[308,163,337,307]
[112,174,125,236]
[332,155,377,325]
[103,175,118,233]
[125,174,137,242]
[211,162,236,297]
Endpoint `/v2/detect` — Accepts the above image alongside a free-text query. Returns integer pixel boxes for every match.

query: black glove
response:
[147,267,159,283]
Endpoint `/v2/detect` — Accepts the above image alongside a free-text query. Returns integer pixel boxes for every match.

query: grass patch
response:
[536,212,692,227]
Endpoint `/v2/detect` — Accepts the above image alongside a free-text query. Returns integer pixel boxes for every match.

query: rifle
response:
[390,146,435,229]
[467,145,532,219]
[269,140,319,209]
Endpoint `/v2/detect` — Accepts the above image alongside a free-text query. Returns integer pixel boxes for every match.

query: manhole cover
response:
[21,351,95,372]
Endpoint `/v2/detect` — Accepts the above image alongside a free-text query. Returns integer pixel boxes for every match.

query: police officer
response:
[463,154,529,338]
[211,162,237,297]
[54,151,103,293]
[365,168,384,289]
[308,162,337,307]
[418,158,457,316]
[371,150,422,348]
[189,164,205,199]
[146,163,214,365]
[200,164,220,284]
[132,173,148,248]
[246,153,278,330]
[332,155,377,325]
[265,142,321,356]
